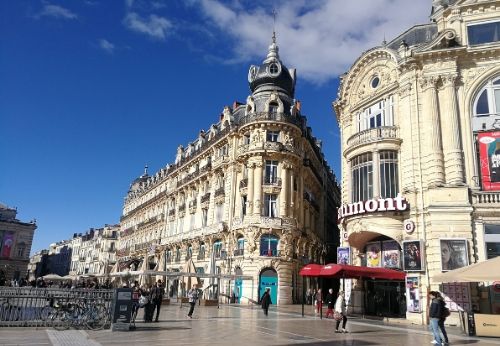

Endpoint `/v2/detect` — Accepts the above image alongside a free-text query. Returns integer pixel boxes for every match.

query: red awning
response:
[299,263,324,277]
[320,264,405,280]
[298,263,405,280]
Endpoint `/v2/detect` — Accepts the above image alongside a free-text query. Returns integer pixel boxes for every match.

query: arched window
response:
[260,235,279,257]
[213,240,223,258]
[235,237,245,256]
[472,76,500,130]
[187,245,193,260]
[198,243,205,260]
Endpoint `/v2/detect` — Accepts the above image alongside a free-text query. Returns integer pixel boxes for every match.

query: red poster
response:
[478,131,500,191]
[1,232,14,257]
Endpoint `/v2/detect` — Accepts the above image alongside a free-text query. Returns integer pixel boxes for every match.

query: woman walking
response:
[325,289,335,318]
[187,284,199,319]
[334,291,348,333]
[315,288,323,314]
[261,288,272,316]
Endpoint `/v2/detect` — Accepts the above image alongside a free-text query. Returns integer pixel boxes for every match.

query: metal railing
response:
[346,126,398,147]
[0,287,113,328]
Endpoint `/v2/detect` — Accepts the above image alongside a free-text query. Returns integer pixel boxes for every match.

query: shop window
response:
[351,153,373,202]
[379,151,399,198]
[468,21,500,46]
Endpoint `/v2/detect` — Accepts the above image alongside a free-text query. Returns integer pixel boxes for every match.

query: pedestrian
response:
[429,291,443,345]
[436,292,449,345]
[306,288,312,305]
[261,288,272,316]
[325,288,335,318]
[334,291,348,333]
[315,288,323,314]
[142,284,154,323]
[187,284,199,318]
[150,280,165,322]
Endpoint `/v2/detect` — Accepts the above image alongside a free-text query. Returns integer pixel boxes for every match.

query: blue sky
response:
[0,1,430,254]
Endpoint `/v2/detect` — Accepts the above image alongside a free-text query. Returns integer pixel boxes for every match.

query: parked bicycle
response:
[47,298,109,330]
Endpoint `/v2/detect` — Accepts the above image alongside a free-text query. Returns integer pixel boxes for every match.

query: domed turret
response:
[248,33,296,98]
[128,165,149,193]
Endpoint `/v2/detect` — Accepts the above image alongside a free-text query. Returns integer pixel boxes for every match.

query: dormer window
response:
[468,21,500,46]
[269,102,278,114]
[269,63,279,76]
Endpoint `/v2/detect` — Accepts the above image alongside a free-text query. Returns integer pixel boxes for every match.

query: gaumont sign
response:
[337,194,408,223]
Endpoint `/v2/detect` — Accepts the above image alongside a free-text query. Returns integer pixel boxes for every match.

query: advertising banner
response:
[366,242,381,267]
[0,232,14,258]
[406,276,421,313]
[337,247,350,265]
[403,240,424,271]
[440,239,469,271]
[478,131,500,191]
[382,240,401,268]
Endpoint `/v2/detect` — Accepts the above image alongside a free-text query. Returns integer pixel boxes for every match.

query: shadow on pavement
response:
[275,341,377,346]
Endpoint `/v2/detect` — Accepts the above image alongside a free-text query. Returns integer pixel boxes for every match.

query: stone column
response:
[440,74,464,185]
[247,163,254,215]
[420,76,445,186]
[372,149,380,198]
[280,162,288,217]
[253,159,263,215]
[289,169,295,218]
[298,172,304,226]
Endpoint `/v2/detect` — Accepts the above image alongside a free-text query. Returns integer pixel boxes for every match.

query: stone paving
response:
[1,303,500,346]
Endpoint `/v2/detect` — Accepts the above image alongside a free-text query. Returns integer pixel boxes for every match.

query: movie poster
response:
[406,277,421,313]
[382,240,401,268]
[0,231,14,258]
[366,242,381,267]
[440,239,469,271]
[337,247,350,265]
[478,131,500,191]
[403,240,424,271]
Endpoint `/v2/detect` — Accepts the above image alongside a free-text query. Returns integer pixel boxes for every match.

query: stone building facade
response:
[334,0,500,324]
[118,36,340,305]
[0,203,36,284]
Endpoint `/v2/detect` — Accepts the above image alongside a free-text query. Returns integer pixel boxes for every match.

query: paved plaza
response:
[1,304,500,346]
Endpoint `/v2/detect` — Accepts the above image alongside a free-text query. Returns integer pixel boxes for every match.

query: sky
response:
[0,0,430,254]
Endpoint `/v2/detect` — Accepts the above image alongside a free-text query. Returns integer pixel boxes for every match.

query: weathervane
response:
[272,8,277,43]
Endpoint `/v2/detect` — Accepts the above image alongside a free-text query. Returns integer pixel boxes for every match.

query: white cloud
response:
[124,12,172,40]
[193,0,431,84]
[99,39,115,53]
[37,3,78,20]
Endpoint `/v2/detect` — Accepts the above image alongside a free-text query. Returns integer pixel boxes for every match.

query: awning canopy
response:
[432,256,500,283]
[299,263,405,280]
[299,264,324,277]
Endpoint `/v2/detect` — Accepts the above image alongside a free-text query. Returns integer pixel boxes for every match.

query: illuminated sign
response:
[337,194,408,222]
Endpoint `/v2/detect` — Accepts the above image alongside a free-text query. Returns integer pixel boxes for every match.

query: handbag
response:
[333,311,343,321]
[138,295,149,307]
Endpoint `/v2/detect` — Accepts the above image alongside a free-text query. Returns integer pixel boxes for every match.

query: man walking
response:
[150,280,165,322]
[261,288,272,316]
[187,284,199,319]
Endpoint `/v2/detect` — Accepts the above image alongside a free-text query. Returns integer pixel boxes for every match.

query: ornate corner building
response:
[0,203,36,284]
[334,0,500,324]
[118,36,340,305]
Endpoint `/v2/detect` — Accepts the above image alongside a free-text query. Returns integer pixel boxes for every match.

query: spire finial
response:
[272,8,277,43]
[143,164,148,176]
[382,33,387,46]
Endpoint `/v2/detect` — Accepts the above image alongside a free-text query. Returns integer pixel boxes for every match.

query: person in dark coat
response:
[325,288,335,318]
[261,288,272,316]
[150,280,165,322]
[429,291,443,345]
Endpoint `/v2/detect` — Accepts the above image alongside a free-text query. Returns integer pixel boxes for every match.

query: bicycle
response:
[0,298,21,321]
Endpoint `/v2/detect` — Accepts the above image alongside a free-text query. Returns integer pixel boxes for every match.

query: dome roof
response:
[248,33,296,98]
[128,166,149,193]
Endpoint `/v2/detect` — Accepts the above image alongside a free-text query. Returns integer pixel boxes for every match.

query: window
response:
[269,63,279,75]
[486,243,500,259]
[178,217,184,234]
[213,241,223,258]
[267,131,279,142]
[264,194,278,217]
[371,76,380,88]
[265,160,279,183]
[379,151,399,198]
[189,213,195,230]
[198,244,205,260]
[216,203,224,223]
[243,133,251,144]
[269,102,279,114]
[468,21,500,46]
[260,235,279,256]
[352,153,373,202]
[16,243,26,257]
[241,196,247,216]
[472,77,500,132]
[485,224,500,259]
[202,208,208,227]
[235,237,245,256]
[187,246,193,259]
[357,97,394,132]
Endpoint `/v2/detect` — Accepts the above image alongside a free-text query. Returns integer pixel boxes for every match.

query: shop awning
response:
[299,263,405,280]
[432,256,500,283]
[298,264,324,276]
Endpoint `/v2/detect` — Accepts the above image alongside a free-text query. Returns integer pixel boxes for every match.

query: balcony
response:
[263,176,281,186]
[233,249,244,257]
[214,187,225,198]
[259,249,281,257]
[346,126,399,147]
[238,112,304,129]
[201,193,211,204]
[472,191,500,204]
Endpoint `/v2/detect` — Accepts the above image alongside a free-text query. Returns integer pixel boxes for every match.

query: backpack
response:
[442,307,450,318]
